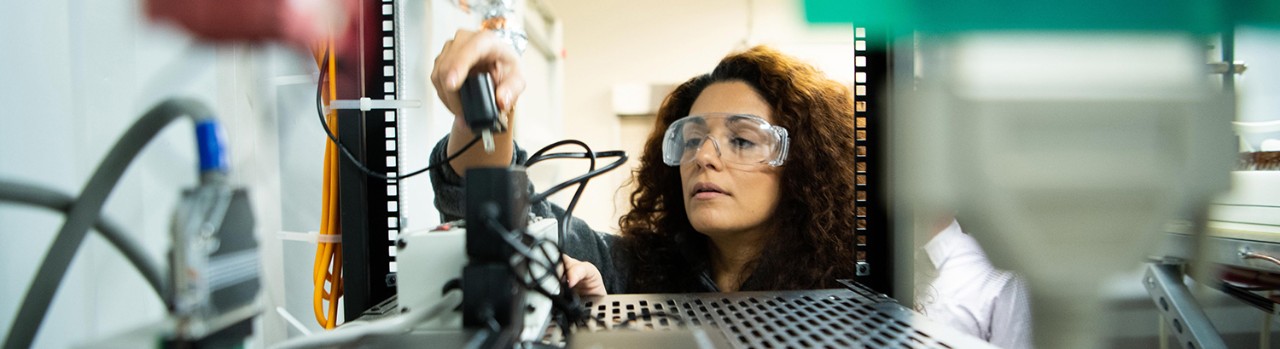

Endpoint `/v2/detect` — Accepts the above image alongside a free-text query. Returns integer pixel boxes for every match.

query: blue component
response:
[195,119,228,173]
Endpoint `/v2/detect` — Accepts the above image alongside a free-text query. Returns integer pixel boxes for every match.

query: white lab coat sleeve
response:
[987,274,1034,349]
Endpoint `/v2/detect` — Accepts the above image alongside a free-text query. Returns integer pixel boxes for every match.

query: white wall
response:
[541,0,854,233]
[1235,26,1280,150]
[393,0,564,233]
[0,1,292,349]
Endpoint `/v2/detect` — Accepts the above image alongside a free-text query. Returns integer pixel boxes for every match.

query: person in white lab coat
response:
[915,217,1034,349]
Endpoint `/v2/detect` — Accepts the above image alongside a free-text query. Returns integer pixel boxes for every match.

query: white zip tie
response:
[277,231,342,244]
[329,97,421,111]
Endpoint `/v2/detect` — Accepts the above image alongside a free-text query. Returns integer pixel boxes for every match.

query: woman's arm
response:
[427,29,623,296]
[431,29,525,177]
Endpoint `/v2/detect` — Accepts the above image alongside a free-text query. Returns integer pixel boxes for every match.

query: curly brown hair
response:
[618,46,861,292]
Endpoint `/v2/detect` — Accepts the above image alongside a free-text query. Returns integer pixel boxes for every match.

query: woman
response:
[428,30,860,295]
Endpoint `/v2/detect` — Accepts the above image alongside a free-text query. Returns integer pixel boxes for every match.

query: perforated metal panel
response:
[573,281,994,349]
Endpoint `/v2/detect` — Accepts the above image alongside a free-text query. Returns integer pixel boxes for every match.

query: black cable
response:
[4,98,212,349]
[516,238,556,292]
[527,239,585,312]
[526,141,598,283]
[484,220,558,280]
[0,179,164,298]
[482,218,588,335]
[527,148,626,256]
[520,142,628,335]
[315,51,481,181]
[528,238,612,335]
[505,236,610,334]
[484,218,613,339]
[529,146,620,326]
[528,153,628,204]
[508,237,576,315]
[463,140,628,340]
[531,239,566,287]
[527,145,624,248]
[526,140,599,166]
[524,151,625,166]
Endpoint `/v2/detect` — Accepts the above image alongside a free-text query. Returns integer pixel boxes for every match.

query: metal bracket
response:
[1207,61,1247,75]
[1143,261,1228,349]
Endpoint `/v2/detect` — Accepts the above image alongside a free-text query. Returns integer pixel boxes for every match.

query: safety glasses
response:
[661,113,789,168]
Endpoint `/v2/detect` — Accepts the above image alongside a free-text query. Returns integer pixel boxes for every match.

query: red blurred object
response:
[1220,264,1280,289]
[146,0,359,53]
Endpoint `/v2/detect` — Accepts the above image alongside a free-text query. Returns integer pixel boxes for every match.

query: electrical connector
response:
[460,72,503,153]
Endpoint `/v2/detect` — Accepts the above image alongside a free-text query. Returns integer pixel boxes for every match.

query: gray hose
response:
[3,98,213,349]
[0,179,165,297]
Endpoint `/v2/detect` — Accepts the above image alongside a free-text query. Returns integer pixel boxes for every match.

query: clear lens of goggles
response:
[661,113,790,167]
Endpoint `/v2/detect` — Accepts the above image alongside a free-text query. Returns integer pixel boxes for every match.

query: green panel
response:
[1231,0,1280,27]
[802,0,912,28]
[802,0,1280,32]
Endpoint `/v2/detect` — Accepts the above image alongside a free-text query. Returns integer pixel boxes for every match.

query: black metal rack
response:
[338,0,403,321]
[333,9,898,324]
[853,26,894,295]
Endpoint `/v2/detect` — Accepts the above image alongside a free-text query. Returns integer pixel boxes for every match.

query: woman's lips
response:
[693,191,727,200]
[692,182,729,200]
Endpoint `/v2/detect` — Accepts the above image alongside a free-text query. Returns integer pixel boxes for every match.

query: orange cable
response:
[325,38,343,329]
[312,39,344,329]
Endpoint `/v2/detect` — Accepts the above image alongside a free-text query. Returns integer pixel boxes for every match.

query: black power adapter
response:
[459,72,504,152]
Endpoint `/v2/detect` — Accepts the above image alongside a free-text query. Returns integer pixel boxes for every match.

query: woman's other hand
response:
[562,255,607,297]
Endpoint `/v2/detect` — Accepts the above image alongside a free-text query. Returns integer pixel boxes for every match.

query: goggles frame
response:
[661,113,790,167]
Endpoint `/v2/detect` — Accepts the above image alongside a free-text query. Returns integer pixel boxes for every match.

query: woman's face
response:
[680,81,783,240]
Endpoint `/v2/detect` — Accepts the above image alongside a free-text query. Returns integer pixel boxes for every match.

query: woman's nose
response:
[692,137,723,170]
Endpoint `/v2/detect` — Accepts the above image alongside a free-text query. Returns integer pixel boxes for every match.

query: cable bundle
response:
[312,42,344,330]
[479,141,627,337]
